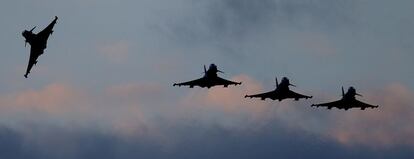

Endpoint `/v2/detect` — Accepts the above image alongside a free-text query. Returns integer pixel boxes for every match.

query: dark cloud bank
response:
[0,122,412,159]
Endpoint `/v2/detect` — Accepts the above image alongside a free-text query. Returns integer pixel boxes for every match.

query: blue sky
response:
[0,0,413,158]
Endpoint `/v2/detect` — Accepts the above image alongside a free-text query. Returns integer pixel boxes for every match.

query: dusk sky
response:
[1,0,414,158]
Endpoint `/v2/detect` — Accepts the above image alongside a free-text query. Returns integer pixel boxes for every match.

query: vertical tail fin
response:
[342,86,345,97]
[275,77,279,88]
[204,65,207,74]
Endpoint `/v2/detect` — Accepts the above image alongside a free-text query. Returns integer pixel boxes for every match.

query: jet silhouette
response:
[311,87,379,110]
[22,16,58,78]
[245,77,312,101]
[173,64,242,88]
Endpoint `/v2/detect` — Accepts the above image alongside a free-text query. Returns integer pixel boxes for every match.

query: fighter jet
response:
[311,87,379,110]
[245,77,312,101]
[22,16,58,78]
[173,64,242,88]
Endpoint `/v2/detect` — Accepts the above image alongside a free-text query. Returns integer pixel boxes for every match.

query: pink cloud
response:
[0,83,85,114]
[180,77,414,147]
[327,83,414,146]
[176,74,281,131]
[104,83,169,139]
[1,80,413,148]
[181,74,269,114]
[0,83,165,140]
[249,83,414,147]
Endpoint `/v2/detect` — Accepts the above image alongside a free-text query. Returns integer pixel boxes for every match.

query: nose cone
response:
[22,30,28,36]
[22,30,31,38]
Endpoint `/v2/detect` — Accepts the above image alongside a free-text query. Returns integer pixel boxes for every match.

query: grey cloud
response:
[165,0,357,43]
[0,127,37,159]
[156,0,359,64]
[0,122,413,159]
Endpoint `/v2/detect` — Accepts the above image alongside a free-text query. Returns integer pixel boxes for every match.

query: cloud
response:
[165,0,357,43]
[261,83,414,147]
[327,84,414,147]
[180,75,269,116]
[97,40,129,63]
[180,77,414,147]
[104,83,168,139]
[0,120,413,159]
[0,81,413,158]
[294,31,337,56]
[2,81,413,149]
[176,74,314,132]
[0,83,85,114]
[106,83,165,102]
[0,82,166,140]
[2,0,414,157]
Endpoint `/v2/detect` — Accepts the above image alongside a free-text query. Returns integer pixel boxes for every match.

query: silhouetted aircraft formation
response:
[311,87,379,110]
[173,64,242,88]
[22,16,58,78]
[245,77,312,101]
[20,16,380,111]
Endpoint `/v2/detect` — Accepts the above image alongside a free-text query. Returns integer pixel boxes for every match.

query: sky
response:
[0,0,414,158]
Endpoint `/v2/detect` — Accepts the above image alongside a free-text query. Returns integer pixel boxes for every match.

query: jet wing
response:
[173,77,207,88]
[352,99,379,110]
[246,90,312,101]
[286,90,312,100]
[24,46,43,78]
[311,99,344,109]
[173,76,241,88]
[213,76,242,87]
[37,16,57,40]
[245,91,275,100]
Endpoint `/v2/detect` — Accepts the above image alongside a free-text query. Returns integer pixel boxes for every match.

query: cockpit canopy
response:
[281,77,289,84]
[208,64,217,72]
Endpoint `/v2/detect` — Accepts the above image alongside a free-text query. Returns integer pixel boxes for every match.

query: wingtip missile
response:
[311,104,320,107]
